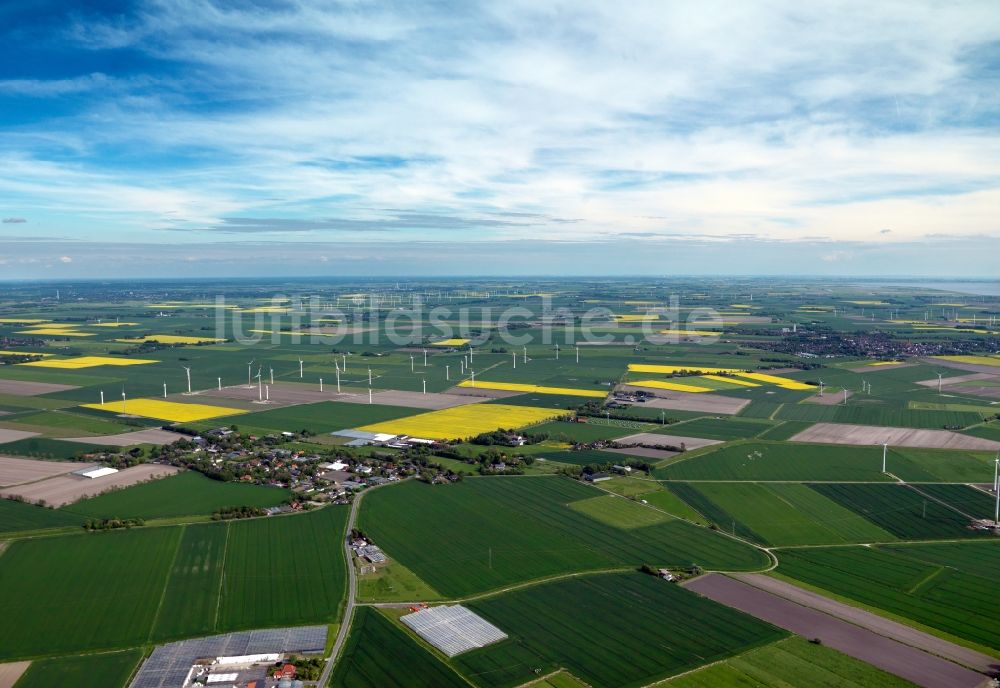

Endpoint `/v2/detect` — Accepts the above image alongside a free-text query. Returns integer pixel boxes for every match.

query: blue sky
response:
[1,0,998,277]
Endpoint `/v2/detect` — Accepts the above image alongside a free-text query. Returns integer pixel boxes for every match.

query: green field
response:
[329,607,468,687]
[666,417,775,440]
[0,506,349,659]
[63,470,292,520]
[908,483,998,520]
[0,527,179,658]
[528,420,636,442]
[0,437,108,460]
[12,649,144,688]
[218,505,348,630]
[537,448,620,466]
[774,401,982,429]
[673,482,896,546]
[0,498,84,534]
[777,542,1000,650]
[454,572,786,688]
[808,483,987,540]
[360,477,768,598]
[664,636,918,687]
[567,494,671,528]
[223,400,418,435]
[656,442,893,482]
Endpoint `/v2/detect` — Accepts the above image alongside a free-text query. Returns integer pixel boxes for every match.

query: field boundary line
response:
[146,524,186,642]
[212,521,231,632]
[904,483,979,521]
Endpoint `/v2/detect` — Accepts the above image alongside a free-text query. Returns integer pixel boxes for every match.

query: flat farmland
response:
[221,400,418,435]
[10,649,144,688]
[790,423,1000,451]
[655,442,894,482]
[775,403,982,429]
[0,526,180,659]
[777,542,1000,651]
[0,498,84,534]
[218,505,348,630]
[357,403,563,441]
[329,607,468,688]
[0,456,95,486]
[808,483,987,540]
[1,463,182,507]
[526,420,636,442]
[454,572,786,688]
[616,387,750,414]
[150,523,227,641]
[907,483,997,520]
[666,417,775,440]
[359,477,768,598]
[679,482,896,546]
[567,494,671,528]
[664,636,920,688]
[63,470,291,520]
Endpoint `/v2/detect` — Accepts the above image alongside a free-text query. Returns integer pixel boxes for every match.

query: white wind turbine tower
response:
[163,382,167,398]
[182,366,192,394]
[818,379,824,397]
[100,390,105,406]
[882,441,888,473]
[121,388,127,415]
[423,349,428,366]
[247,360,254,388]
[269,367,274,385]
[299,359,304,378]
[256,367,263,401]
[937,372,943,395]
[994,455,999,525]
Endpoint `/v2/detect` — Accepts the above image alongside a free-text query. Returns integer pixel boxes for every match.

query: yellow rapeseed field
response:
[0,318,50,324]
[357,404,563,440]
[0,351,53,357]
[733,372,815,390]
[867,361,904,366]
[628,379,712,393]
[21,356,160,369]
[627,364,745,375]
[613,314,659,322]
[82,398,247,422]
[116,335,226,344]
[656,329,722,337]
[89,322,140,327]
[456,380,606,397]
[432,338,471,346]
[700,374,760,387]
[17,328,94,337]
[932,355,1000,367]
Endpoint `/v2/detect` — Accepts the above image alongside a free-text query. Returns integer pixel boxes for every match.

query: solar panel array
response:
[130,625,327,688]
[401,605,507,657]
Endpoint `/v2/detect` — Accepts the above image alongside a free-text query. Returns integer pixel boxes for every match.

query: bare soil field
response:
[0,464,182,507]
[921,358,1000,375]
[0,661,30,688]
[602,446,678,461]
[0,429,40,445]
[804,390,854,405]
[0,456,96,487]
[0,379,78,396]
[443,386,521,399]
[790,422,1000,450]
[617,385,750,414]
[55,428,187,447]
[614,432,722,450]
[333,389,485,410]
[195,383,325,408]
[916,372,1000,388]
[729,573,1000,674]
[847,363,918,373]
[956,386,1000,399]
[684,574,988,688]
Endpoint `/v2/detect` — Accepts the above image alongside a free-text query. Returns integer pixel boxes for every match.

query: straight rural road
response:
[729,573,1000,674]
[684,574,994,688]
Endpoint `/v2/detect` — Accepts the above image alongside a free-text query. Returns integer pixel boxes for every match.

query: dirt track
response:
[1,464,181,507]
[790,422,1000,451]
[684,574,991,688]
[0,456,96,487]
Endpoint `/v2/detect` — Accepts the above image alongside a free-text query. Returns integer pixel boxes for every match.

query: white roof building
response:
[72,466,119,479]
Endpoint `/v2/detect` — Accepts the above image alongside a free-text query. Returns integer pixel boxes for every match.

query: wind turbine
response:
[410,355,415,373]
[937,372,943,395]
[256,367,263,401]
[163,382,167,398]
[994,455,999,526]
[555,344,559,360]
[470,370,475,387]
[100,390,105,406]
[247,360,254,388]
[423,349,428,367]
[882,442,888,473]
[368,368,372,385]
[182,366,192,394]
[576,346,579,363]
[523,345,527,363]
[818,379,824,397]
[269,367,274,385]
[299,359,304,378]
[445,364,450,381]
[121,388,127,415]
[512,351,516,369]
